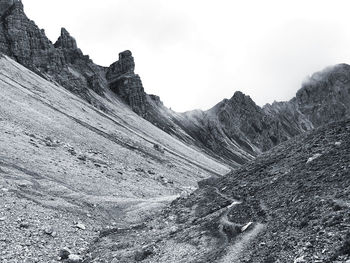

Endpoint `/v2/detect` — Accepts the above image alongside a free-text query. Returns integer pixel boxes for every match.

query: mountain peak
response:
[107,50,135,79]
[54,27,78,49]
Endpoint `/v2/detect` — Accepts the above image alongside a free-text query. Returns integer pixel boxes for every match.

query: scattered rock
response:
[68,147,77,156]
[59,247,71,260]
[43,226,53,235]
[307,153,322,163]
[169,226,178,234]
[134,246,154,261]
[68,254,82,263]
[294,256,306,263]
[77,155,86,161]
[153,143,165,153]
[19,222,30,229]
[241,222,253,232]
[75,223,86,230]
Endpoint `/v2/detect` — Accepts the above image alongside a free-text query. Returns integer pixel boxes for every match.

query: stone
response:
[67,254,82,263]
[75,223,86,230]
[241,222,253,232]
[58,247,71,260]
[43,226,54,235]
[153,144,164,153]
[307,153,322,164]
[19,222,30,228]
[294,256,306,263]
[134,246,154,261]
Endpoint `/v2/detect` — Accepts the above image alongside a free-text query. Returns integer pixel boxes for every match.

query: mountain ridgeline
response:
[1,0,350,168]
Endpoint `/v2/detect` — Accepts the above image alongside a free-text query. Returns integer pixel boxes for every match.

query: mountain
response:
[0,50,228,262]
[1,0,350,169]
[88,119,350,262]
[1,1,350,262]
[157,64,350,167]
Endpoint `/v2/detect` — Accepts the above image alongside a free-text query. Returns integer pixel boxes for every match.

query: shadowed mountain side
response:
[87,119,350,262]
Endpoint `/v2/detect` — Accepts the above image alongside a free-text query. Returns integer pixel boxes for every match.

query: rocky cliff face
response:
[106,51,147,115]
[0,0,106,102]
[295,63,350,126]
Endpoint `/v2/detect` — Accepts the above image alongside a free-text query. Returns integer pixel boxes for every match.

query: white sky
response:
[23,0,350,112]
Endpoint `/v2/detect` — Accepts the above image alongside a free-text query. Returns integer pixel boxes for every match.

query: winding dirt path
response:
[218,223,265,263]
[214,186,265,262]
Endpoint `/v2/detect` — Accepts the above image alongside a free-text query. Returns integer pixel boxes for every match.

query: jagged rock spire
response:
[54,27,78,49]
[107,50,135,80]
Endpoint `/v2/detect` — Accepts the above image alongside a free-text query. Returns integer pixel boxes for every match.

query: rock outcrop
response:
[295,63,350,126]
[0,0,106,101]
[106,51,147,115]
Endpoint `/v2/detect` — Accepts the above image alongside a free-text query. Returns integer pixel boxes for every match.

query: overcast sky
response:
[23,0,350,112]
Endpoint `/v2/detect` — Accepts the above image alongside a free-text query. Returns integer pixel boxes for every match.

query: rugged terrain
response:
[1,0,350,262]
[88,119,350,263]
[0,55,228,262]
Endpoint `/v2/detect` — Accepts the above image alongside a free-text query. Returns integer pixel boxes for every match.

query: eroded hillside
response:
[88,119,350,262]
[0,55,229,262]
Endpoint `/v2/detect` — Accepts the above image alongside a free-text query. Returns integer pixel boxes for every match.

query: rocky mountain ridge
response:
[1,0,350,169]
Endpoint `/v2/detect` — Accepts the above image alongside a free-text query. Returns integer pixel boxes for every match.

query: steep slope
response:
[88,118,350,263]
[0,55,229,262]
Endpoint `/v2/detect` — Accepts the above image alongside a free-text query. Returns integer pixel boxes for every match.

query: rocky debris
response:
[67,254,83,263]
[59,247,71,260]
[88,119,350,262]
[134,245,154,261]
[153,143,164,153]
[77,154,87,161]
[75,223,86,230]
[294,256,306,263]
[241,222,253,232]
[43,226,54,235]
[19,222,30,229]
[306,153,322,163]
